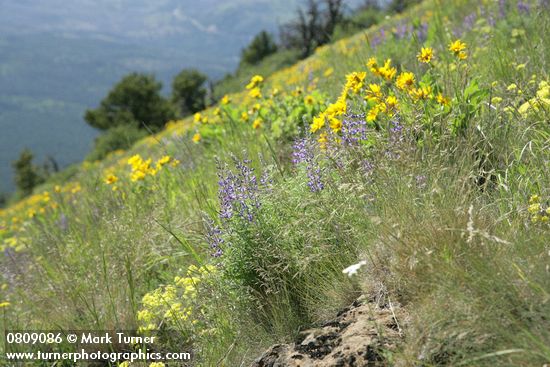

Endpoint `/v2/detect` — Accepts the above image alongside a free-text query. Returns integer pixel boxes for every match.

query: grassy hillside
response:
[1,0,550,365]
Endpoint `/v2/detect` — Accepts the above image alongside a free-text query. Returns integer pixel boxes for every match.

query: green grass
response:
[1,0,550,366]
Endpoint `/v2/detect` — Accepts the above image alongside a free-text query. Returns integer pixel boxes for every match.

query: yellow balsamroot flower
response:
[323,67,334,77]
[127,154,143,169]
[250,103,261,113]
[410,85,433,101]
[130,170,146,182]
[246,75,264,90]
[240,111,249,122]
[448,39,467,59]
[292,87,303,97]
[54,185,61,193]
[396,71,415,90]
[252,118,262,129]
[70,184,82,194]
[365,83,382,102]
[436,93,450,106]
[329,117,342,133]
[248,87,262,99]
[193,112,202,123]
[366,57,378,73]
[310,113,326,133]
[345,71,367,94]
[377,59,397,81]
[157,156,171,166]
[385,95,399,114]
[304,95,315,105]
[325,97,347,117]
[417,47,434,63]
[221,95,231,105]
[0,301,10,308]
[42,191,51,203]
[367,105,383,122]
[104,174,118,185]
[192,133,201,143]
[149,362,165,367]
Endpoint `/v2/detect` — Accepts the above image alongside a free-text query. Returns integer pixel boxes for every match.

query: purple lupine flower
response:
[416,22,428,42]
[341,113,368,146]
[517,0,530,14]
[488,14,496,27]
[498,0,507,18]
[307,165,324,192]
[233,156,261,221]
[216,155,265,222]
[361,160,375,179]
[371,34,381,49]
[292,137,310,164]
[217,159,237,220]
[395,24,406,39]
[292,135,324,193]
[389,119,404,143]
[379,28,386,44]
[57,213,68,232]
[205,218,225,257]
[463,12,477,31]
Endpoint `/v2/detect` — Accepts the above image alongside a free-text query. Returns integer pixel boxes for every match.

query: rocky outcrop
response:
[251,297,405,367]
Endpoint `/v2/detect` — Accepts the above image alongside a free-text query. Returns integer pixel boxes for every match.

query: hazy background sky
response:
[0,0,296,192]
[0,0,363,192]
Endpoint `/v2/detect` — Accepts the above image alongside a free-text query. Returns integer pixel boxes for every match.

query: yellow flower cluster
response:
[194,112,208,124]
[126,155,179,182]
[528,195,550,223]
[368,58,397,81]
[137,264,216,334]
[448,39,468,60]
[310,95,346,133]
[518,81,550,116]
[345,72,367,94]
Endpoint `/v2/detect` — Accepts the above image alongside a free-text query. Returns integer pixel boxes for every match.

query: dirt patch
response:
[251,296,406,367]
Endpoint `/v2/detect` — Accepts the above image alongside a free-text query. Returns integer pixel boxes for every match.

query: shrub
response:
[86,124,148,161]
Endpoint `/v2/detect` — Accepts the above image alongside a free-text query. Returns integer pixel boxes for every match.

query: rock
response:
[251,298,405,367]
